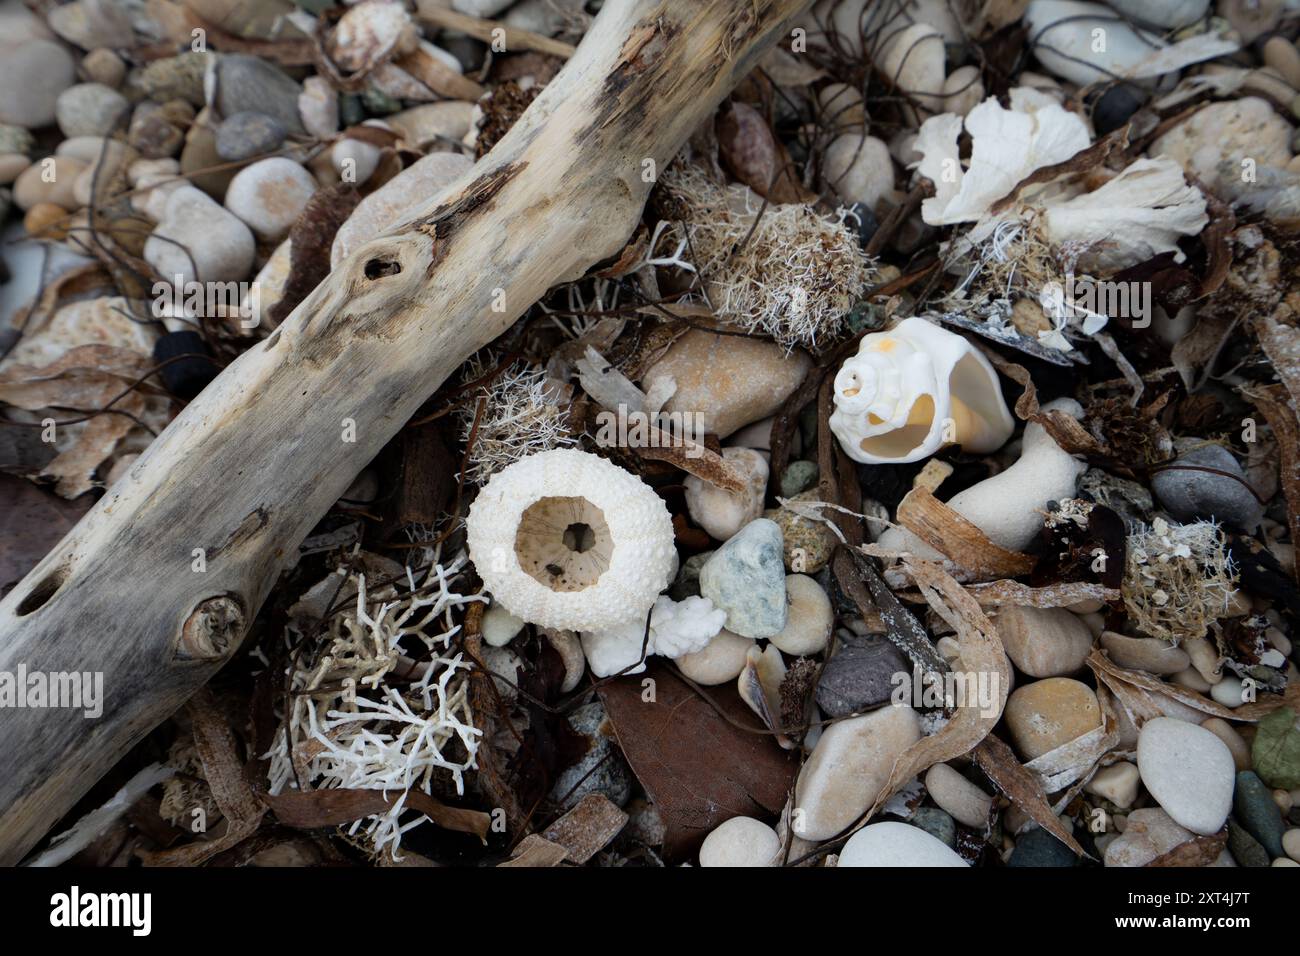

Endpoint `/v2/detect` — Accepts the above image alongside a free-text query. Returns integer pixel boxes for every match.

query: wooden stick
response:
[0,0,812,865]
[415,0,579,59]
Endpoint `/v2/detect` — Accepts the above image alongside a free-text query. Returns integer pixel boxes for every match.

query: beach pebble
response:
[1106,0,1209,27]
[1008,826,1079,866]
[684,447,767,541]
[817,83,865,132]
[481,604,524,648]
[216,112,286,162]
[878,23,945,114]
[298,76,338,140]
[1228,818,1270,867]
[0,151,30,183]
[1092,84,1145,136]
[1151,98,1292,194]
[127,104,184,159]
[1234,770,1286,858]
[550,702,632,810]
[822,134,895,211]
[699,519,788,639]
[13,156,87,211]
[838,821,966,867]
[794,705,922,840]
[925,763,993,828]
[816,638,910,718]
[144,184,255,283]
[1151,442,1265,531]
[698,816,780,867]
[1263,37,1300,91]
[910,807,957,847]
[210,53,306,135]
[0,40,78,128]
[179,108,236,198]
[1218,0,1283,44]
[1085,761,1140,809]
[768,489,837,574]
[642,330,812,440]
[0,124,34,156]
[1099,631,1190,675]
[675,629,753,685]
[224,157,317,242]
[1025,0,1166,86]
[331,151,472,267]
[769,574,832,656]
[331,137,382,186]
[995,605,1093,677]
[48,0,134,48]
[1137,717,1235,835]
[780,460,819,498]
[55,83,128,138]
[941,65,984,117]
[1104,808,1195,867]
[82,48,126,89]
[453,0,514,17]
[387,101,477,150]
[1283,828,1300,863]
[1003,678,1102,760]
[1211,676,1247,709]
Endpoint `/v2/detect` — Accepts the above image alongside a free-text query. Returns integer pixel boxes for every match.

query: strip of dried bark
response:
[895,487,1037,580]
[1146,827,1227,867]
[833,548,948,676]
[540,792,628,863]
[973,733,1087,858]
[264,788,491,838]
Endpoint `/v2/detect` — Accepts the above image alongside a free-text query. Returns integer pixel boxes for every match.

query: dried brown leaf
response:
[973,733,1088,859]
[1146,828,1227,867]
[895,487,1037,580]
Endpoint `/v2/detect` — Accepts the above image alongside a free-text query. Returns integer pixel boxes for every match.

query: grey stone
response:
[1151,442,1264,531]
[699,519,788,638]
[909,807,956,848]
[780,460,819,498]
[55,83,129,138]
[550,702,632,811]
[1226,818,1270,867]
[212,54,305,134]
[1233,770,1286,858]
[668,550,713,601]
[815,638,909,718]
[0,124,34,156]
[1008,826,1079,866]
[0,40,77,128]
[215,111,286,162]
[135,53,210,107]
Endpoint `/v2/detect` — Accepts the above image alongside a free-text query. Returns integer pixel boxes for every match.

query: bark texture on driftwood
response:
[0,0,813,864]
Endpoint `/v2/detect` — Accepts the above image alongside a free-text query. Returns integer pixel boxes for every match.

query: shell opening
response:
[858,394,936,459]
[515,496,613,593]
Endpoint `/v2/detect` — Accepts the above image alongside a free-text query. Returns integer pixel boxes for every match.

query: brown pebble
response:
[1199,717,1251,772]
[23,202,68,239]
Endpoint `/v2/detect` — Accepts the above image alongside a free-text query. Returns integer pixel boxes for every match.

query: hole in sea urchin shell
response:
[515,496,613,593]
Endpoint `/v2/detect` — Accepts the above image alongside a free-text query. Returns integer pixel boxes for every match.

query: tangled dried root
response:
[1122,518,1237,643]
[459,358,575,485]
[655,164,874,350]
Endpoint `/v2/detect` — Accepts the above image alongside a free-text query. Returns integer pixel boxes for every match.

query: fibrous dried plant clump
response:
[263,554,484,860]
[160,736,221,830]
[1122,518,1236,643]
[656,163,874,349]
[458,358,575,484]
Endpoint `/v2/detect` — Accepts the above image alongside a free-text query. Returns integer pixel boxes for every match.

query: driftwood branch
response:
[0,0,813,863]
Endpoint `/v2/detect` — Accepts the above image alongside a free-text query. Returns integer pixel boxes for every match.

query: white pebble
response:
[924,763,993,828]
[698,816,780,867]
[1136,717,1235,835]
[838,821,966,867]
[769,574,832,656]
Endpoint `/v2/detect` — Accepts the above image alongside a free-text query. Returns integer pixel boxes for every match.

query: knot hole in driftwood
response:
[174,595,245,663]
[12,563,70,617]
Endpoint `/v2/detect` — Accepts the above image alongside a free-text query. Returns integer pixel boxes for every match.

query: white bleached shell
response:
[329,0,417,74]
[580,594,726,678]
[467,449,675,632]
[829,316,1014,464]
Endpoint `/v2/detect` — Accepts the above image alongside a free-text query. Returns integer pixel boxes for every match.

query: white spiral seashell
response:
[466,448,676,632]
[829,316,1015,464]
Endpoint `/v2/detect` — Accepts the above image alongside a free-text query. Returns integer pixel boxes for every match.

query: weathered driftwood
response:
[0,0,812,864]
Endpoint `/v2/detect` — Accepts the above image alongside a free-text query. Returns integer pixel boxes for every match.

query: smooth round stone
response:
[331,136,382,186]
[815,638,909,717]
[216,111,286,162]
[909,807,956,847]
[684,447,767,542]
[13,156,87,211]
[793,705,921,840]
[1227,818,1269,867]
[1008,826,1079,866]
[768,489,837,574]
[1263,37,1300,91]
[699,519,788,639]
[127,104,183,159]
[210,53,305,135]
[1211,676,1247,708]
[1170,667,1213,693]
[1283,828,1300,863]
[55,83,128,138]
[387,101,477,149]
[1104,808,1195,867]
[1099,631,1190,675]
[996,605,1093,677]
[0,123,34,155]
[331,151,472,267]
[298,76,338,139]
[924,763,993,828]
[48,0,134,48]
[1092,84,1144,136]
[0,152,30,184]
[1003,678,1102,760]
[136,52,209,107]
[822,133,895,211]
[675,629,753,685]
[1151,97,1292,194]
[769,574,832,656]
[941,65,984,117]
[1137,717,1235,835]
[1025,0,1167,86]
[82,48,126,89]
[1151,442,1264,531]
[224,157,317,241]
[1234,770,1286,858]
[1084,761,1140,809]
[0,40,77,128]
[1107,0,1208,27]
[838,821,967,867]
[144,184,255,283]
[698,816,779,867]
[878,23,945,113]
[481,604,524,648]
[780,460,818,498]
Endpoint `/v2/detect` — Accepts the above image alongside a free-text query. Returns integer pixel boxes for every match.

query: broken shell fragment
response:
[829,316,1014,464]
[738,643,794,748]
[466,449,675,632]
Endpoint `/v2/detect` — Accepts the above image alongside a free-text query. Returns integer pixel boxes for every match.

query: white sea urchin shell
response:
[466,449,676,632]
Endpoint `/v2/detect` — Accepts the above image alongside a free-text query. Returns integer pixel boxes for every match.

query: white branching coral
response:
[580,594,727,677]
[654,164,875,349]
[466,448,676,632]
[458,358,575,484]
[1123,518,1236,644]
[263,553,485,860]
